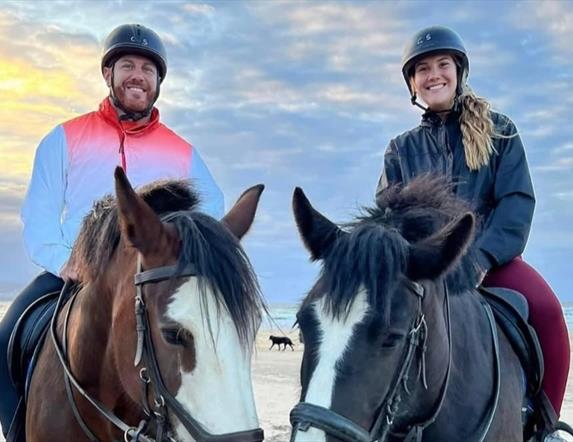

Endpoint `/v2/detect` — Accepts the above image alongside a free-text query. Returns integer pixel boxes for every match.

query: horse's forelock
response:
[366,175,481,293]
[370,175,472,235]
[308,222,409,324]
[310,175,480,314]
[72,180,199,282]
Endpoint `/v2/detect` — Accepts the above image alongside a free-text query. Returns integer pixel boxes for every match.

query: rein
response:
[290,282,502,442]
[375,282,451,442]
[51,281,154,442]
[50,257,264,442]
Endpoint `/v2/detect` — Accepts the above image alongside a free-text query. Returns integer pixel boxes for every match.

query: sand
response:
[253,330,302,442]
[0,302,572,441]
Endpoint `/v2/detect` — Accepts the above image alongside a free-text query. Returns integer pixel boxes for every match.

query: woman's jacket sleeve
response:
[375,140,403,200]
[474,120,535,271]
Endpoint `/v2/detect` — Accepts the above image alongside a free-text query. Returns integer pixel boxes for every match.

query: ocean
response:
[261,303,300,332]
[565,305,573,330]
[1,302,572,331]
[261,303,573,332]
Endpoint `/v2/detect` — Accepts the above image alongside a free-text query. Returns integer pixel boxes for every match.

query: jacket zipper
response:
[438,122,453,180]
[118,130,127,172]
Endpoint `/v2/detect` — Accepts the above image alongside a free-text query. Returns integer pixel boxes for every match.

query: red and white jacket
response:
[21,98,224,276]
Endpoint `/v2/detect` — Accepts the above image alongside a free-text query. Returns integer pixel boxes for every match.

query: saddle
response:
[6,290,60,442]
[479,286,559,439]
[479,286,543,395]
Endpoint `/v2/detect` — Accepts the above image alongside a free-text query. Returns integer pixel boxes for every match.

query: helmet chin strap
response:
[410,93,429,112]
[410,76,464,115]
[109,66,161,121]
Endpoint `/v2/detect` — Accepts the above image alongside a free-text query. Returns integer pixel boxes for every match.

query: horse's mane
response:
[73,179,200,280]
[307,175,482,319]
[72,179,263,343]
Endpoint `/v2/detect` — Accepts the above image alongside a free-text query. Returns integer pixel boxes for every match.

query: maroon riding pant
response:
[483,256,570,416]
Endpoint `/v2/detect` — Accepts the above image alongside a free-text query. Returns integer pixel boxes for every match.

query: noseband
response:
[290,282,453,442]
[51,257,264,442]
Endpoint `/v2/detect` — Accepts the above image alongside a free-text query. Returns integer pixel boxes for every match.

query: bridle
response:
[289,281,501,442]
[51,256,264,442]
[290,281,440,442]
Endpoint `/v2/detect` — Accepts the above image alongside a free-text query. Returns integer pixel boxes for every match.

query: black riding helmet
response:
[101,24,167,120]
[101,24,167,81]
[401,26,469,109]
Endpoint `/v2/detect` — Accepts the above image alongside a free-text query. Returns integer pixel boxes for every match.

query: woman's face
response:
[411,53,457,112]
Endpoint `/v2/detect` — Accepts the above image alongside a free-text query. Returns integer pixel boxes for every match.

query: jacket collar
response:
[98,97,160,134]
[420,108,461,128]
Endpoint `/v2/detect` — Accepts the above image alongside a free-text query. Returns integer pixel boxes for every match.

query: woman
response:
[376,25,569,431]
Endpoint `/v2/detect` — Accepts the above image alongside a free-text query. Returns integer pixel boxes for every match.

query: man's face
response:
[103,54,158,113]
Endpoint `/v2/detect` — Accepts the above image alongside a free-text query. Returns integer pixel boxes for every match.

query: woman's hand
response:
[476,269,487,288]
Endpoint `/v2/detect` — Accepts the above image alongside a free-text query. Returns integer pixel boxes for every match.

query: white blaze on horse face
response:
[294,288,370,442]
[166,278,259,440]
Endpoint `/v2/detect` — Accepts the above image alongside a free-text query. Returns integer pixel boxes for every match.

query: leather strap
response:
[134,264,196,286]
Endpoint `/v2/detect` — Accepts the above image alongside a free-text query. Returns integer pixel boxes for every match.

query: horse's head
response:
[75,168,265,441]
[290,177,478,442]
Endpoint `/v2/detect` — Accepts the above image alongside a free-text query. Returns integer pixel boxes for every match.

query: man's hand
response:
[60,260,79,282]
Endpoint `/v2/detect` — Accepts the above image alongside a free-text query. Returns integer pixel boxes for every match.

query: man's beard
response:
[112,81,153,113]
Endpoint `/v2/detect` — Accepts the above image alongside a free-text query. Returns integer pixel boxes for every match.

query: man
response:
[0,24,223,440]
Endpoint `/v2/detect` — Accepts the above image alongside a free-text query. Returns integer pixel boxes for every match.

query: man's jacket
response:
[21,98,224,276]
[376,110,535,272]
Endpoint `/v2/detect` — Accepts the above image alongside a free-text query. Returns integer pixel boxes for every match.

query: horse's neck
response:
[60,281,145,432]
[67,282,115,379]
[398,285,469,424]
[421,284,451,379]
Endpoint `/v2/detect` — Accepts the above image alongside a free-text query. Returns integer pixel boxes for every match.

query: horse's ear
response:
[114,167,168,256]
[407,212,475,281]
[221,184,264,239]
[292,187,342,260]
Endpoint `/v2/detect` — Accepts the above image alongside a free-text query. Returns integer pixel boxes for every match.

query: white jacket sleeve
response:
[189,146,225,219]
[20,125,69,276]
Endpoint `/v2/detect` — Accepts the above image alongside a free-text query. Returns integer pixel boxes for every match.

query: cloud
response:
[0,10,106,170]
[1,0,572,302]
[251,2,407,72]
[228,146,304,172]
[554,191,573,201]
[512,1,573,61]
[553,142,573,153]
[534,157,573,172]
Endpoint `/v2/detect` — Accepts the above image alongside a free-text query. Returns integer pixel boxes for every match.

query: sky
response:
[0,0,572,304]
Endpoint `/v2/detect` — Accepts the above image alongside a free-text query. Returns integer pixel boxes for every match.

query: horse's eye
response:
[161,328,186,347]
[382,332,405,348]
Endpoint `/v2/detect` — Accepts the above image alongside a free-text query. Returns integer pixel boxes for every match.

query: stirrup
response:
[555,421,573,436]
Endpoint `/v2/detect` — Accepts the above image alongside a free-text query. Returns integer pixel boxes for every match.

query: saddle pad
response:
[7,291,60,395]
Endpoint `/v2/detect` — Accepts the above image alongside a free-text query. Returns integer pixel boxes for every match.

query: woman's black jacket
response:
[376,110,535,273]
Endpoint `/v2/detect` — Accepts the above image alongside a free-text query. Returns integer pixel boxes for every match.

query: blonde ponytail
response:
[458,86,497,170]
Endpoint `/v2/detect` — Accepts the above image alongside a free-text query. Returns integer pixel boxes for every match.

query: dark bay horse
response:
[26,167,266,442]
[289,177,530,442]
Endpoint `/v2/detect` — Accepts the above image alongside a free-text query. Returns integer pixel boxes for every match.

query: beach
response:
[0,302,572,441]
[253,330,573,441]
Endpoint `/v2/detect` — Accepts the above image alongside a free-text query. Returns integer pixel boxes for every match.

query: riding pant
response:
[483,257,570,416]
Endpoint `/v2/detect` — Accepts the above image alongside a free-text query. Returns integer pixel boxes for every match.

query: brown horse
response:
[26,167,266,442]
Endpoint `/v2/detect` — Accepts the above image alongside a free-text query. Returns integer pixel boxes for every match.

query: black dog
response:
[269,335,294,351]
